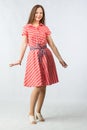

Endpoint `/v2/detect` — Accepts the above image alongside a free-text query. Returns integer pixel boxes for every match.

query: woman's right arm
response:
[9,36,27,67]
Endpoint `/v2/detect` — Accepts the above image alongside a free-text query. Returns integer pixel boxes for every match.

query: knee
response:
[35,86,46,93]
[40,86,46,93]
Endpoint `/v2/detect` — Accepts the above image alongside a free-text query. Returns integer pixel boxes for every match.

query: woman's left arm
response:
[47,35,68,68]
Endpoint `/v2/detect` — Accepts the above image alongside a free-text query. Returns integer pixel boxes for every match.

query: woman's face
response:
[34,7,43,22]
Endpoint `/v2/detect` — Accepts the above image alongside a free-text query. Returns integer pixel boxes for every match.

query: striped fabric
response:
[22,24,59,87]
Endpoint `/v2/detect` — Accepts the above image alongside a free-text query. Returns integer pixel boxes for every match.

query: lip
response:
[36,18,42,20]
[36,17,41,19]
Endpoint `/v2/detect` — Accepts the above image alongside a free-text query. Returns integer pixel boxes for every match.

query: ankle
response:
[36,111,40,114]
[29,112,34,116]
[36,110,41,113]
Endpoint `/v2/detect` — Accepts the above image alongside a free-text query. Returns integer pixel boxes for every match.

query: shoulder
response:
[41,24,51,35]
[22,24,32,29]
[41,24,50,29]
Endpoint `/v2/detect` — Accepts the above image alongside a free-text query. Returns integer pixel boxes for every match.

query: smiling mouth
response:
[37,17,41,19]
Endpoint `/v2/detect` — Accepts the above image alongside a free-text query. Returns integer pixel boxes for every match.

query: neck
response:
[32,21,40,25]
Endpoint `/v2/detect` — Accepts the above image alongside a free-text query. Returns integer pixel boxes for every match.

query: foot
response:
[29,115,37,124]
[35,112,45,121]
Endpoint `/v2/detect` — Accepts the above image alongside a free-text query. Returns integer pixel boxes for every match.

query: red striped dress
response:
[22,23,59,87]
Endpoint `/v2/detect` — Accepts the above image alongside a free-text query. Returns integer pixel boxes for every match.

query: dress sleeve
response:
[22,25,28,36]
[45,26,51,36]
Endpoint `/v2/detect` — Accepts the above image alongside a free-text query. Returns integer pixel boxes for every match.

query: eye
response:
[35,11,43,15]
[35,12,38,14]
[40,12,43,14]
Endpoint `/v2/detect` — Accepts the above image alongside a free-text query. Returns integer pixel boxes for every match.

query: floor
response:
[0,101,87,130]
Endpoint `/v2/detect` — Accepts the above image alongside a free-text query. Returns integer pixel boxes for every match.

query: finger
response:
[9,64,13,67]
[9,63,19,67]
[9,64,15,67]
[61,61,67,68]
[63,62,68,68]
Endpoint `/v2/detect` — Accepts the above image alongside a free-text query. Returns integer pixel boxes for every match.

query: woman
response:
[9,4,68,124]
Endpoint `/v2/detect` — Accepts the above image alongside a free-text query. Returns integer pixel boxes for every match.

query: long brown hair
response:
[27,5,45,25]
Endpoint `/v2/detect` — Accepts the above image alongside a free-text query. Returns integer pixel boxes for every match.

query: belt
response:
[30,44,47,62]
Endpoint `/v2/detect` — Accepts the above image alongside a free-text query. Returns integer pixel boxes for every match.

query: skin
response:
[9,7,68,124]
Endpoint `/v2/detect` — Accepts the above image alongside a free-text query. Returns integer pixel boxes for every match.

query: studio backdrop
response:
[0,0,87,104]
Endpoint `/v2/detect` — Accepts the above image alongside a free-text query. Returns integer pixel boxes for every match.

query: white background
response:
[0,0,87,104]
[0,0,87,130]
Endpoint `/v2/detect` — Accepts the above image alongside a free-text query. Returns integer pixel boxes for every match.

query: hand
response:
[9,60,21,67]
[59,59,68,68]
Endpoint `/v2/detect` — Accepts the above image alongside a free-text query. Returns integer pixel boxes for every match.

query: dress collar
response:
[27,23,43,28]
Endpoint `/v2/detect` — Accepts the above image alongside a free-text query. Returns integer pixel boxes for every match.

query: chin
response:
[36,19,40,21]
[36,18,42,21]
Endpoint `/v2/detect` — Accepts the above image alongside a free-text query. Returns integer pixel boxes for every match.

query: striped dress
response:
[22,23,59,87]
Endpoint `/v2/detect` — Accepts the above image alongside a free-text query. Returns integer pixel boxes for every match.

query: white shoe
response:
[35,112,45,121]
[29,115,37,124]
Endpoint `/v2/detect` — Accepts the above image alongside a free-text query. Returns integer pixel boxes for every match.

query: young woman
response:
[9,4,68,124]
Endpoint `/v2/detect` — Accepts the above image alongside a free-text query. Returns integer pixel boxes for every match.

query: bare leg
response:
[36,86,46,113]
[29,87,41,116]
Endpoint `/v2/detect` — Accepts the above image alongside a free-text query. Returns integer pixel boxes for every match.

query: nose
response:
[37,13,41,16]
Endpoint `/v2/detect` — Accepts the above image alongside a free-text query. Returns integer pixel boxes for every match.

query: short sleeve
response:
[22,25,28,36]
[45,26,51,36]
